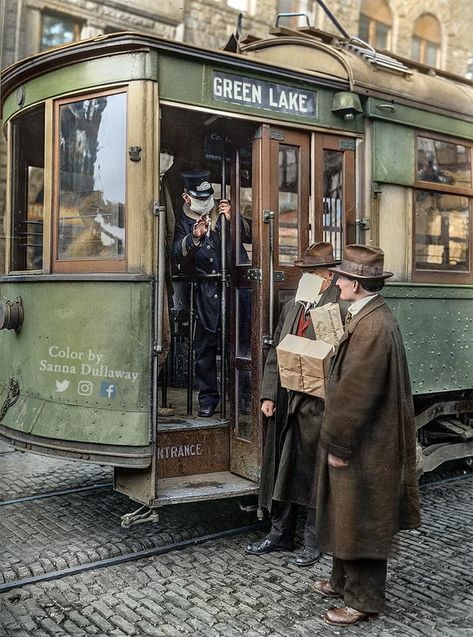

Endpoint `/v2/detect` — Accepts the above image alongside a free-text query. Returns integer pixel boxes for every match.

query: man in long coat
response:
[245,242,347,566]
[312,244,421,626]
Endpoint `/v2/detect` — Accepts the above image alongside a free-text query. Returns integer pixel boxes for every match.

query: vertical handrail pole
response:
[219,138,227,420]
[153,203,166,438]
[187,281,195,416]
[263,210,275,347]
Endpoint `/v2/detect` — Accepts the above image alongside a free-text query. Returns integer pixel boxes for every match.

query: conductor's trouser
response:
[194,320,219,409]
[267,501,318,549]
[329,557,387,613]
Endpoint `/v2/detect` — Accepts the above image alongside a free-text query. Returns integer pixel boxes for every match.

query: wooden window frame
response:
[412,131,473,284]
[52,87,128,274]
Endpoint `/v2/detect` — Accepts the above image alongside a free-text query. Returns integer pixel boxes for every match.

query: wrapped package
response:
[310,302,344,346]
[276,334,334,399]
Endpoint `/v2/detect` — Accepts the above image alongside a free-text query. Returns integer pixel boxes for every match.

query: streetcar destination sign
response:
[213,71,317,118]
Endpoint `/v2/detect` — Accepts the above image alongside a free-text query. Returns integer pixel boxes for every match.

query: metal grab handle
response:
[263,209,275,347]
[154,203,166,355]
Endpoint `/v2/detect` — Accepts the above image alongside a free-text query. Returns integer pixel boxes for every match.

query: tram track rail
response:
[0,482,113,506]
[0,520,266,594]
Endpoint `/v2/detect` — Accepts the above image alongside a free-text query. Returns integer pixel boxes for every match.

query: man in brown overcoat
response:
[312,244,421,626]
[245,242,347,566]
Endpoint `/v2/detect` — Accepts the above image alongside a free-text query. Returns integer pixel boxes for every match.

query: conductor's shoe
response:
[294,545,322,566]
[198,405,217,417]
[245,538,288,555]
[311,580,339,598]
[324,606,378,626]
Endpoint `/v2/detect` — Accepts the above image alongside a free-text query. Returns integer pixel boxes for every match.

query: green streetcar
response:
[1,23,472,525]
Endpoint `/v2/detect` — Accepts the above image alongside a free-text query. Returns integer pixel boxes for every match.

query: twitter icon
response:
[56,380,70,392]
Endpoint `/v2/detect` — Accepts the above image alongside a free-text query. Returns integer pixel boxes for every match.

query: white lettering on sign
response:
[39,343,140,387]
[213,76,262,104]
[157,444,203,460]
[213,71,316,118]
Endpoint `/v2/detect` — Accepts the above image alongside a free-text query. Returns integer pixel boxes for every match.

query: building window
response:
[414,134,472,281]
[41,11,82,51]
[411,14,441,66]
[358,0,392,49]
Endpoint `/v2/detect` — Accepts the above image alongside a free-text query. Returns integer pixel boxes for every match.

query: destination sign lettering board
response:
[213,71,317,118]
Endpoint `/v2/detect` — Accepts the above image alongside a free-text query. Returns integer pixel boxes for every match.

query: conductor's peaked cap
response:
[182,169,215,199]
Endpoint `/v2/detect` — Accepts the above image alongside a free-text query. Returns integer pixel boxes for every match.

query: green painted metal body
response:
[373,121,415,185]
[3,49,359,133]
[384,284,473,395]
[0,281,151,446]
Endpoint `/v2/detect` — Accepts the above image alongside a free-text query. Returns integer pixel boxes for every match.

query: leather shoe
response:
[158,406,175,417]
[311,580,339,597]
[324,606,378,626]
[245,538,289,555]
[198,406,217,417]
[294,545,322,566]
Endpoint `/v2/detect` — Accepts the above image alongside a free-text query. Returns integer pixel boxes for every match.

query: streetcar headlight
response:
[0,297,24,333]
[332,92,363,121]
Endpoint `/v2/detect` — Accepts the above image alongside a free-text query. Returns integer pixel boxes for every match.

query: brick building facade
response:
[1,0,472,270]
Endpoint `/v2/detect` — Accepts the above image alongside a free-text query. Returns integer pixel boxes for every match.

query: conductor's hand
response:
[261,400,275,418]
[192,213,210,239]
[328,453,349,468]
[219,199,231,222]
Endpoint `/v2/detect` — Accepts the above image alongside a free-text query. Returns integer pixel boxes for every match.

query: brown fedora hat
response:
[329,244,393,279]
[293,242,340,268]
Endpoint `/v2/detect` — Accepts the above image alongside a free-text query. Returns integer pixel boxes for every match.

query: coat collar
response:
[337,294,386,347]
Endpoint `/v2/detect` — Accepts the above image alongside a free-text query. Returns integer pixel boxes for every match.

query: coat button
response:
[207,245,211,250]
[209,257,214,262]
[211,269,216,274]
[214,294,218,298]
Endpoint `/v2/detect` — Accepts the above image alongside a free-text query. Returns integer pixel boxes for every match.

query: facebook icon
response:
[100,381,117,398]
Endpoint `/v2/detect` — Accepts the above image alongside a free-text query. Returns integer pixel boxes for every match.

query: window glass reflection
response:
[41,12,81,51]
[415,190,469,271]
[237,289,252,359]
[238,145,253,264]
[57,92,126,261]
[322,150,344,261]
[236,368,252,441]
[417,137,471,188]
[278,145,299,265]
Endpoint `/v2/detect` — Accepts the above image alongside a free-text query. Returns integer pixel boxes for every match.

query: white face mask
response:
[295,272,326,303]
[189,196,214,215]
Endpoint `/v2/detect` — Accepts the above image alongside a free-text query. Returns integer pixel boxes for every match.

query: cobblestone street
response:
[1,443,472,636]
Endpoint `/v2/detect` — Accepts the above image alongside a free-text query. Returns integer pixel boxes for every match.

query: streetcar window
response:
[278,145,299,265]
[10,105,45,271]
[414,191,469,272]
[414,135,472,277]
[236,368,252,441]
[56,91,126,264]
[237,144,253,264]
[323,150,344,261]
[417,137,471,188]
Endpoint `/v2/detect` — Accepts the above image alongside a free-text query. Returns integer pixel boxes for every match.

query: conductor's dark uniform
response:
[171,170,250,416]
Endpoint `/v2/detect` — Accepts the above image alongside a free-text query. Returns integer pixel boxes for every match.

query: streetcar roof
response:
[2,30,473,121]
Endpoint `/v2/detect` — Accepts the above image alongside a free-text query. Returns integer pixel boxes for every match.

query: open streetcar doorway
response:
[154,106,356,497]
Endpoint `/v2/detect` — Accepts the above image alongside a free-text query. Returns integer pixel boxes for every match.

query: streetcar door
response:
[315,134,356,257]
[230,125,310,481]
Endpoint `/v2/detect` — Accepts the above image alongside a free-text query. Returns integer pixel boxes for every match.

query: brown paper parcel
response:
[276,334,334,399]
[309,302,344,347]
